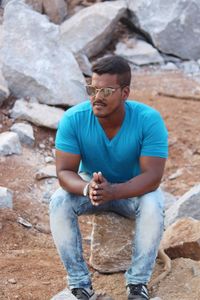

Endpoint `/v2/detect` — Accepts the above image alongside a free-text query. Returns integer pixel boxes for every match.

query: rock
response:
[1,0,87,106]
[179,60,200,76]
[8,278,17,284]
[0,131,22,156]
[60,0,127,58]
[10,99,65,129]
[2,0,43,12]
[10,122,35,147]
[17,216,32,228]
[42,0,68,24]
[90,212,135,273]
[75,53,92,77]
[44,156,54,163]
[161,218,200,260]
[162,190,177,211]
[50,288,77,300]
[35,165,57,180]
[165,184,200,227]
[115,38,163,65]
[128,0,200,60]
[25,0,43,12]
[168,168,183,180]
[0,67,10,107]
[0,187,13,209]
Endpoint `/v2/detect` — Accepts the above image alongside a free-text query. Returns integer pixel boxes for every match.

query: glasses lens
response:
[86,85,96,96]
[103,88,114,97]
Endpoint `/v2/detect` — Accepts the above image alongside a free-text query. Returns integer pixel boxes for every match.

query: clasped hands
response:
[88,172,115,206]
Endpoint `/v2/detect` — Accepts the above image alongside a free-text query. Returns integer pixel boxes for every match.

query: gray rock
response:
[75,53,92,77]
[51,288,77,300]
[115,38,164,65]
[60,0,127,58]
[179,60,200,75]
[128,0,200,60]
[10,122,35,147]
[165,184,200,227]
[0,131,22,156]
[161,62,178,71]
[90,212,135,273]
[1,0,87,106]
[0,187,13,208]
[163,190,177,211]
[0,67,10,107]
[10,99,65,129]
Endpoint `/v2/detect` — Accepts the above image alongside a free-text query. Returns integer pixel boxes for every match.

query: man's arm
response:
[90,156,166,205]
[56,149,88,195]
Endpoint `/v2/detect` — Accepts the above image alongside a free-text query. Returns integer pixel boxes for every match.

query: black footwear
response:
[127,284,149,300]
[71,286,96,300]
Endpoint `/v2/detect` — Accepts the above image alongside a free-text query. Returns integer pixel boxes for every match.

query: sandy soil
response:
[1,69,200,300]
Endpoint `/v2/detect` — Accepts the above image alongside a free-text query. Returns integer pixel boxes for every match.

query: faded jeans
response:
[49,174,164,289]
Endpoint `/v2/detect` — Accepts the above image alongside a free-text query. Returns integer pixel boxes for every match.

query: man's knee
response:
[139,189,164,217]
[49,188,72,214]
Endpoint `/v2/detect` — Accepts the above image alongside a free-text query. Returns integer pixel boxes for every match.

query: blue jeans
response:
[49,181,164,289]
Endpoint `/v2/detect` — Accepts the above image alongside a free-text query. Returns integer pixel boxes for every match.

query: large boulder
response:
[10,99,65,129]
[128,0,200,60]
[1,0,87,106]
[165,184,200,227]
[60,0,127,58]
[90,212,135,273]
[161,218,200,260]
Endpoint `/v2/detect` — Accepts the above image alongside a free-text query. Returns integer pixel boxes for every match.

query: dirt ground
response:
[1,69,200,300]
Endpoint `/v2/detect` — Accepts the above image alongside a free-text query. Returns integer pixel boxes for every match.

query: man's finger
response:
[93,172,99,183]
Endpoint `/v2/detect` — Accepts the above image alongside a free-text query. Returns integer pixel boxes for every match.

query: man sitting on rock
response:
[49,55,168,300]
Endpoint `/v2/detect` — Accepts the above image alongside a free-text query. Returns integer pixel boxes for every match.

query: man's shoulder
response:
[126,100,159,117]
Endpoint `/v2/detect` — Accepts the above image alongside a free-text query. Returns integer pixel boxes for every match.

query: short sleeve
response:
[140,110,168,158]
[55,113,80,154]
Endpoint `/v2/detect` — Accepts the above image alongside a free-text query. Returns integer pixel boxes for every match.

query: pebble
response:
[8,278,17,284]
[45,156,54,163]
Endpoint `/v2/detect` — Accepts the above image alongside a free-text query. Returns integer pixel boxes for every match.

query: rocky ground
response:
[1,69,200,300]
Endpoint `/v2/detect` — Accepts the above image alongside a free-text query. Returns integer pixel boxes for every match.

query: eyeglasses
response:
[85,85,122,97]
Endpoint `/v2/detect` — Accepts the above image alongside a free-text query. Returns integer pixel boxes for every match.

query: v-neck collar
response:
[95,105,128,145]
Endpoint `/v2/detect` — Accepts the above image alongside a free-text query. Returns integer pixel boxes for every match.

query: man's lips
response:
[93,101,106,107]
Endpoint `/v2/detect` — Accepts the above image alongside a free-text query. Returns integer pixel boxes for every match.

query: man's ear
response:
[122,86,130,100]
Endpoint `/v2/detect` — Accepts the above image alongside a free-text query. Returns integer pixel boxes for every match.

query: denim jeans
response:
[49,177,164,289]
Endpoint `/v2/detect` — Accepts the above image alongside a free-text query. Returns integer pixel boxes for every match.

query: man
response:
[49,55,168,300]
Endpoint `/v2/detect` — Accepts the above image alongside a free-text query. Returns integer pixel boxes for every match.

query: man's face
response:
[89,73,129,118]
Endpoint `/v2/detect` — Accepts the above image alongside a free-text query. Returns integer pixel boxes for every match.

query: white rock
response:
[165,184,200,227]
[0,131,22,156]
[0,186,13,209]
[60,0,127,58]
[10,99,65,129]
[1,0,87,106]
[51,288,77,300]
[10,122,35,147]
[115,38,164,65]
[128,0,200,60]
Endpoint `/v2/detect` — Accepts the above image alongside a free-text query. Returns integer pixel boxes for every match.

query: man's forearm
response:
[57,170,88,195]
[112,172,161,200]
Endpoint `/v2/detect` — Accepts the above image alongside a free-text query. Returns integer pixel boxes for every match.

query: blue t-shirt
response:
[55,100,168,183]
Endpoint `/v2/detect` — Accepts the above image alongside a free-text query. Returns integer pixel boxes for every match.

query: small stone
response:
[8,278,17,284]
[45,156,54,163]
[39,143,45,149]
[17,216,32,228]
[192,265,200,277]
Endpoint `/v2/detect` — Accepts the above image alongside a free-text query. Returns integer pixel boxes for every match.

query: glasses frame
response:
[85,85,123,98]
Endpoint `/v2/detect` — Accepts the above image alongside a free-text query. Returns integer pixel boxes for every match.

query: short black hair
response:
[92,55,131,87]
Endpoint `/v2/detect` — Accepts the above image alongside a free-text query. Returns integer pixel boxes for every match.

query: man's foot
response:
[126,284,149,300]
[71,286,96,300]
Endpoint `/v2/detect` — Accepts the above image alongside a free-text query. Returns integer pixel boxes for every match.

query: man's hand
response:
[89,172,115,206]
